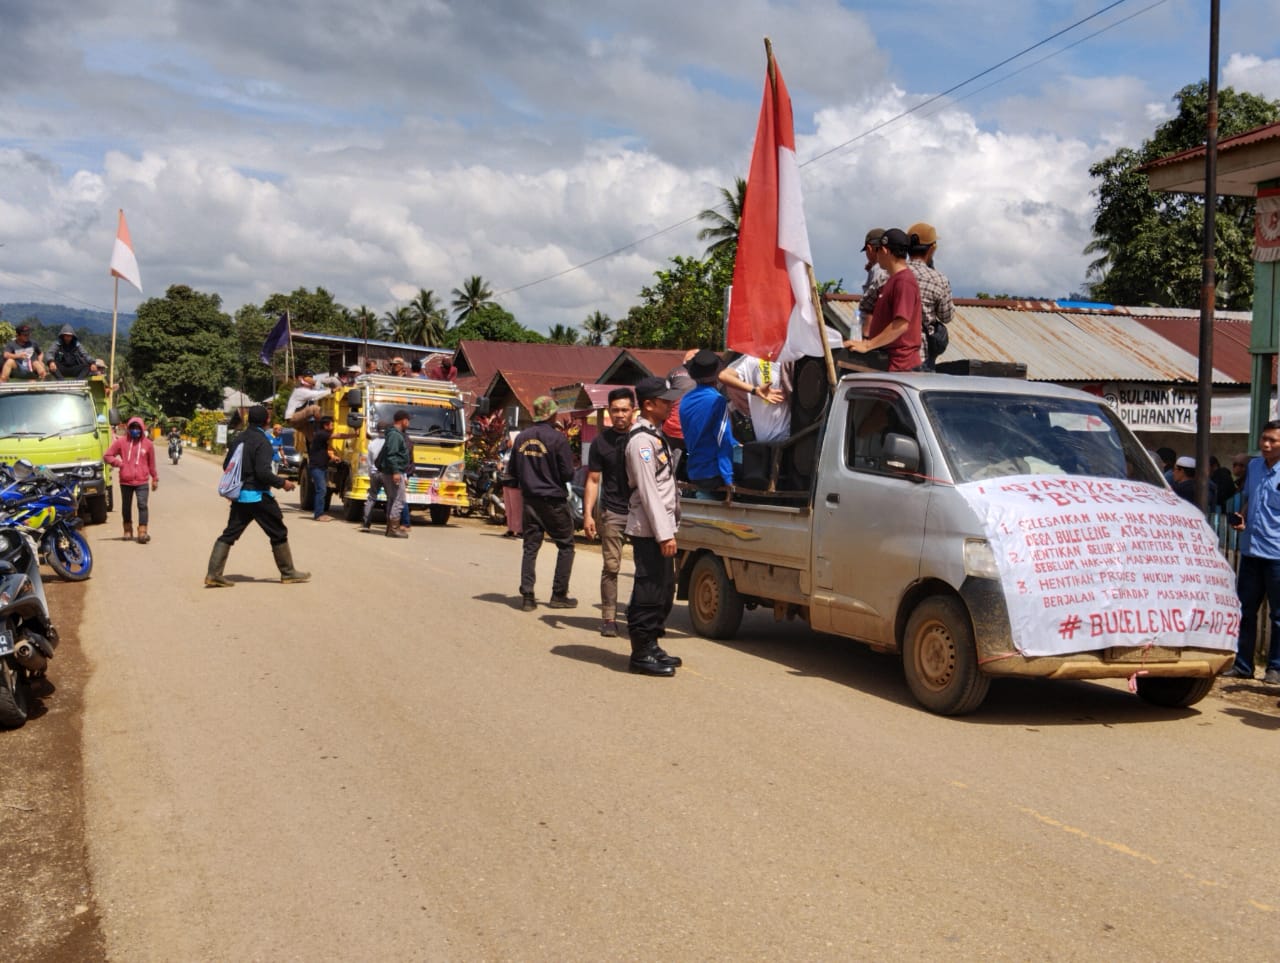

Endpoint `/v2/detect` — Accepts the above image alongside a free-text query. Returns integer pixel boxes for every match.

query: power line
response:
[0,269,114,314]
[495,0,1159,301]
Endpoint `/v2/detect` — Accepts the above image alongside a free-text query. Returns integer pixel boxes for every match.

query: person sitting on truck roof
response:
[48,324,98,379]
[284,370,339,429]
[842,227,923,372]
[0,324,47,382]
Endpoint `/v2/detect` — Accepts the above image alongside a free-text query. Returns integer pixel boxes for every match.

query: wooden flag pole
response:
[108,277,119,399]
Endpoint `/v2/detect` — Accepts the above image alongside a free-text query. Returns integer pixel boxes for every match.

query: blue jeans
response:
[310,467,328,518]
[1234,555,1280,675]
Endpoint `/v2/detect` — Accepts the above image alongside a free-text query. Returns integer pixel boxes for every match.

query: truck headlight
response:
[441,460,465,482]
[963,538,1000,579]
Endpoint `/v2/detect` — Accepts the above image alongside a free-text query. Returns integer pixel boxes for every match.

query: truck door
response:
[810,388,931,646]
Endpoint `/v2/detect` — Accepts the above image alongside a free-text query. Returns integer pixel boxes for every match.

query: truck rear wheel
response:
[342,495,363,522]
[86,493,108,525]
[297,466,312,509]
[688,555,744,640]
[903,596,989,715]
[1134,675,1214,708]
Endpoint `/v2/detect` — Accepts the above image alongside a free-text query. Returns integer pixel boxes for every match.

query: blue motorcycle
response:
[0,522,58,727]
[0,461,93,582]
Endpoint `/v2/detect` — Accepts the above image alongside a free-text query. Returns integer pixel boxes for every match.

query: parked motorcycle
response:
[460,460,506,523]
[0,524,58,727]
[168,435,182,465]
[0,462,93,581]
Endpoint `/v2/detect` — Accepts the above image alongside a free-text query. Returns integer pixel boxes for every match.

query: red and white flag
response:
[109,209,142,294]
[726,51,822,363]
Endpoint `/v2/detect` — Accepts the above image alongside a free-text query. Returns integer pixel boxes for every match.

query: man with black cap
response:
[0,324,47,381]
[625,376,686,676]
[510,395,577,611]
[843,228,923,372]
[906,222,954,370]
[205,405,310,587]
[858,227,889,338]
[678,349,735,498]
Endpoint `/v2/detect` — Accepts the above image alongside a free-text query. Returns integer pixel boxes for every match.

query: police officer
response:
[624,376,686,676]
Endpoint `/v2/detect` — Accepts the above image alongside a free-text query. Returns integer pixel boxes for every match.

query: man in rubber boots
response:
[205,405,310,586]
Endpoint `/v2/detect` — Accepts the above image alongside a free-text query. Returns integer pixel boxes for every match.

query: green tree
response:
[351,305,378,340]
[263,287,351,335]
[232,304,278,402]
[581,310,613,346]
[547,323,581,345]
[409,288,449,346]
[380,306,413,342]
[444,303,545,347]
[450,275,496,322]
[1086,82,1280,309]
[697,177,746,259]
[127,284,237,416]
[612,249,734,349]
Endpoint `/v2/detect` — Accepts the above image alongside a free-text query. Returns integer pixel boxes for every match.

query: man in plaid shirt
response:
[906,222,954,370]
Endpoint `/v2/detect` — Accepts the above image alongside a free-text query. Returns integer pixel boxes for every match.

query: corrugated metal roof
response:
[822,295,1254,384]
[1142,120,1280,170]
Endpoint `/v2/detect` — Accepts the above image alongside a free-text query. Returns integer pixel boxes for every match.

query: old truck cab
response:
[677,372,1237,715]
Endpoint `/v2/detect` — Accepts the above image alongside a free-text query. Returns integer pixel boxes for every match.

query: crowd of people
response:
[1,324,106,382]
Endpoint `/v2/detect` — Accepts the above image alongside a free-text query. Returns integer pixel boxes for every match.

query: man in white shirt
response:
[719,354,791,442]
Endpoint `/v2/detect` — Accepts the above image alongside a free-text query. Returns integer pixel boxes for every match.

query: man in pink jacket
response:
[104,416,159,542]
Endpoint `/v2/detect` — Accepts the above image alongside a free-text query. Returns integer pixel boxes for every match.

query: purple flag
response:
[260,313,289,365]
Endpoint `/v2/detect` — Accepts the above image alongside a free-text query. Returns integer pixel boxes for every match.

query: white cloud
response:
[1224,53,1280,100]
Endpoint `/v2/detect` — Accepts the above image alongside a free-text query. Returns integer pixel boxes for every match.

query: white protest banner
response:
[956,475,1240,657]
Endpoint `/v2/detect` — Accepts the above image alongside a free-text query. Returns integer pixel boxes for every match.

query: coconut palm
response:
[547,323,580,345]
[380,306,414,343]
[697,177,747,259]
[581,310,612,346]
[409,288,449,346]
[450,275,496,322]
[352,305,378,339]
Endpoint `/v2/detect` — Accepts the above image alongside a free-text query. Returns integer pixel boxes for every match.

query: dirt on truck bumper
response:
[959,577,1232,680]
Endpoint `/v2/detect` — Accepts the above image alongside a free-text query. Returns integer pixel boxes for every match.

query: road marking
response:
[1016,807,1159,865]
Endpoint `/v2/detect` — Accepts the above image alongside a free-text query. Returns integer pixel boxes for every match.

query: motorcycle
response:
[461,460,506,523]
[168,435,182,465]
[0,461,93,582]
[0,524,58,728]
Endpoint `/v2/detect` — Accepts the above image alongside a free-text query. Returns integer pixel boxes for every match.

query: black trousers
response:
[217,496,289,547]
[627,535,675,652]
[520,495,575,597]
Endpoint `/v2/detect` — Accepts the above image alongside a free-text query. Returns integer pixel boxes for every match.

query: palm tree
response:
[581,310,612,346]
[697,177,747,259]
[409,288,448,346]
[380,306,413,343]
[352,305,378,340]
[450,275,496,322]
[547,323,580,345]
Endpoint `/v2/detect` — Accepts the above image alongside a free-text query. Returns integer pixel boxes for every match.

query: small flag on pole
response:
[109,210,143,294]
[260,312,291,365]
[726,46,822,363]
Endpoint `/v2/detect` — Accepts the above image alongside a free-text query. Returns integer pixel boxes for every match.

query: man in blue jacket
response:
[678,349,735,499]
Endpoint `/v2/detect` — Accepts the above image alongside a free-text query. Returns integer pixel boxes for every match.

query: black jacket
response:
[511,422,574,499]
[226,427,285,492]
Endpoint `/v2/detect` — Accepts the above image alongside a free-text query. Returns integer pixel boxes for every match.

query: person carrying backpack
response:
[205,405,310,587]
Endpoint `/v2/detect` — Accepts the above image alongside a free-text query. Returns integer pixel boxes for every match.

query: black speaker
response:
[790,355,830,435]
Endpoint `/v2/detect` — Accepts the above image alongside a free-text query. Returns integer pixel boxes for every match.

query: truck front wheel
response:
[903,596,990,715]
[428,505,452,526]
[86,493,108,525]
[688,555,744,640]
[1134,675,1214,708]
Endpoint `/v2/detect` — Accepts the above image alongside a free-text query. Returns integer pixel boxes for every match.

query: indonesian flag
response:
[726,51,822,363]
[109,209,142,293]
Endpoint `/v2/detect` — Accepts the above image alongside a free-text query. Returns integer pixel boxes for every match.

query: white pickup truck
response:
[675,372,1238,715]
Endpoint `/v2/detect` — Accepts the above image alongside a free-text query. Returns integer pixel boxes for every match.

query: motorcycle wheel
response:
[171,453,179,465]
[47,528,93,582]
[0,656,29,728]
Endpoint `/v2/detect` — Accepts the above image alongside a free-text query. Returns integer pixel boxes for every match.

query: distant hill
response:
[0,302,134,336]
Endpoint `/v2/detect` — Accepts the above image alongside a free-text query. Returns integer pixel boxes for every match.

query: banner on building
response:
[1254,187,1280,263]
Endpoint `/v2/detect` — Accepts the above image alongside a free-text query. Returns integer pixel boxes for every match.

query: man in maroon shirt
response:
[843,227,923,372]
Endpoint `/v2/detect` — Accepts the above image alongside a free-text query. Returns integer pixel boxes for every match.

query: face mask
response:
[129,429,142,439]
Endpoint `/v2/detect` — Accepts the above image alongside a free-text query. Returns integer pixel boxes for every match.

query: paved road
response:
[74,452,1279,960]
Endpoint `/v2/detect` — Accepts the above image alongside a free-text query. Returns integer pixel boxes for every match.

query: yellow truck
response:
[0,376,113,523]
[298,374,468,525]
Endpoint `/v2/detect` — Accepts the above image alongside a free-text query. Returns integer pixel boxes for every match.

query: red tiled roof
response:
[1141,120,1280,170]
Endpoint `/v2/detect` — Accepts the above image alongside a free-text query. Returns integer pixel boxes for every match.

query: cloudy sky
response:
[3,0,1279,336]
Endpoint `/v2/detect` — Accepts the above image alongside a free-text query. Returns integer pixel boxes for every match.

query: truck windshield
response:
[923,391,1163,486]
[0,391,97,439]
[369,402,462,440]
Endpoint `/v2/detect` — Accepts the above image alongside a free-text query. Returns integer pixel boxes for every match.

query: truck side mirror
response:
[345,389,363,408]
[882,433,921,477]
[346,411,364,429]
[108,408,121,426]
